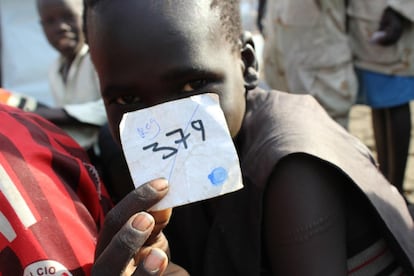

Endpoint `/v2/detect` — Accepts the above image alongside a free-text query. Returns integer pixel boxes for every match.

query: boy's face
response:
[38,0,85,59]
[87,0,247,143]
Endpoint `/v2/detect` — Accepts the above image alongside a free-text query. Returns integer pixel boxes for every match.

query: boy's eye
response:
[62,14,76,24]
[115,95,141,105]
[41,18,56,26]
[182,80,209,92]
[40,10,77,27]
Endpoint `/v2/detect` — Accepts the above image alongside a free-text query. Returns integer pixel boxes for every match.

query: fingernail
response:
[150,178,168,191]
[131,212,153,231]
[143,248,165,273]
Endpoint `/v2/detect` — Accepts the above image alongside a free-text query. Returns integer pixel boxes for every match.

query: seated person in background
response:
[84,0,414,275]
[0,103,182,275]
[35,0,106,160]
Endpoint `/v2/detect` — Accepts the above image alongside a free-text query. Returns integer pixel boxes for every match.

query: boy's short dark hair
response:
[210,0,242,51]
[83,0,242,51]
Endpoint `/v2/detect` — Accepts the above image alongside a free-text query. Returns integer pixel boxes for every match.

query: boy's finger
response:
[96,178,169,256]
[92,212,155,276]
[133,248,168,276]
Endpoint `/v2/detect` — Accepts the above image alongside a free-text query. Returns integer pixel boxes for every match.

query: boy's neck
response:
[60,60,72,84]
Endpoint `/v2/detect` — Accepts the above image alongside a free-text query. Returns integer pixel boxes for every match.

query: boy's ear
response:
[240,31,259,91]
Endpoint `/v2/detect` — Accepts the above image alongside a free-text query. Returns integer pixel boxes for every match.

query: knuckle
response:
[103,207,123,228]
[115,225,149,253]
[131,184,161,206]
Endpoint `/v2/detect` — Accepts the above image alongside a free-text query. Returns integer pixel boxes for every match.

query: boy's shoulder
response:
[239,87,374,185]
[244,87,324,131]
[246,87,319,111]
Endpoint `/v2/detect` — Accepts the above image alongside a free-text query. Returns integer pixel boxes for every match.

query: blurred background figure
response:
[258,0,414,199]
[258,0,357,129]
[33,0,106,163]
[0,0,57,105]
[349,1,414,197]
[0,0,107,166]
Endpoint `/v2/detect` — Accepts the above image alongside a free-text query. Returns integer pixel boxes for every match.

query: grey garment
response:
[240,89,413,272]
[262,0,357,128]
[348,0,414,76]
[388,0,414,22]
[166,88,414,275]
[49,45,107,148]
[241,89,413,268]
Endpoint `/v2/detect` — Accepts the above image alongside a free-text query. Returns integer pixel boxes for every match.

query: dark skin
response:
[370,8,411,197]
[87,0,368,274]
[34,0,86,126]
[92,178,187,275]
[371,7,408,46]
[372,104,411,196]
[88,0,246,142]
[257,0,267,33]
[37,0,85,71]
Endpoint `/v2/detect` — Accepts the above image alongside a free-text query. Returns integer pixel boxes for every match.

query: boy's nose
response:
[57,21,71,32]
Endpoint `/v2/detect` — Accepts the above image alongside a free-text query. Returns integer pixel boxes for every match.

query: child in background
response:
[85,0,414,275]
[35,0,106,159]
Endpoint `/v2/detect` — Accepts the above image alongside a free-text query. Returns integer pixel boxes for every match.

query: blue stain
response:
[208,167,228,186]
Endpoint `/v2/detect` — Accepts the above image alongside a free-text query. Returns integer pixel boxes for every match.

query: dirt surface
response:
[348,104,414,203]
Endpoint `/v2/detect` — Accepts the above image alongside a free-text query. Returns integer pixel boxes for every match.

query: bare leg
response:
[372,108,388,177]
[372,103,411,194]
[387,103,411,193]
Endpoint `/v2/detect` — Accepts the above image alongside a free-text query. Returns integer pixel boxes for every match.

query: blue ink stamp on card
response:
[208,167,228,186]
[136,118,161,140]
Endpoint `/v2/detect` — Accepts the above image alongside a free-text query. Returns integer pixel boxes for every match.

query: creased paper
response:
[120,93,243,210]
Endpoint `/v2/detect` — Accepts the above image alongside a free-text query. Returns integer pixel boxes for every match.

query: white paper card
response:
[120,94,243,210]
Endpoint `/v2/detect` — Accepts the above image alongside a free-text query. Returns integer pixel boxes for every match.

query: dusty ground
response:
[348,104,414,203]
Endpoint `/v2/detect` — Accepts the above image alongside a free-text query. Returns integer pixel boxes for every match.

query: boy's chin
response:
[56,40,79,56]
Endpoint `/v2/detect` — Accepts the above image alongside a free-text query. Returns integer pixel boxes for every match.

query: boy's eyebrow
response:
[102,67,223,97]
[102,85,137,97]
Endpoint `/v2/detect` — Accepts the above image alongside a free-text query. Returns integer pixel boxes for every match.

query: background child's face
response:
[38,0,85,59]
[87,0,247,143]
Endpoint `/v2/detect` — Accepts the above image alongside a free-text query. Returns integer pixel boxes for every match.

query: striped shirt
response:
[347,239,405,276]
[0,104,112,275]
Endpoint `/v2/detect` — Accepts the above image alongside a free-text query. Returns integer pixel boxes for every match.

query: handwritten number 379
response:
[142,120,206,159]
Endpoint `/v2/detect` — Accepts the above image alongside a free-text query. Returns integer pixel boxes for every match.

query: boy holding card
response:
[85,0,414,275]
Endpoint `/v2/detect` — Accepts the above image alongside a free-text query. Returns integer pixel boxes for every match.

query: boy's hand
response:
[370,7,408,46]
[92,179,189,275]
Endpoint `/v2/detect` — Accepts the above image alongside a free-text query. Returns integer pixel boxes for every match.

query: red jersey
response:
[0,104,112,275]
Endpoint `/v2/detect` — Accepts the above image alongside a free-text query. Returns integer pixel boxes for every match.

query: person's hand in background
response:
[370,7,409,46]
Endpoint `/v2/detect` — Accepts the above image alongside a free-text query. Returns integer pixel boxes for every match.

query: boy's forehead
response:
[89,0,225,54]
[38,0,83,11]
[88,0,236,92]
[92,0,220,28]
[38,0,82,6]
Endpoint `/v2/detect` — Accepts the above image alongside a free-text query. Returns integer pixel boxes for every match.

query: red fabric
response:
[0,104,112,275]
